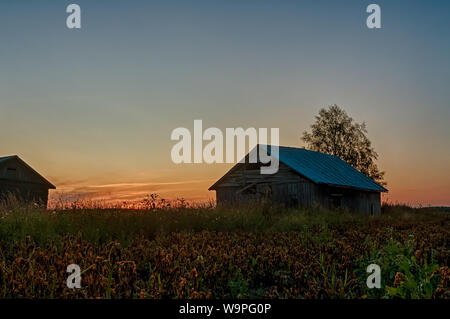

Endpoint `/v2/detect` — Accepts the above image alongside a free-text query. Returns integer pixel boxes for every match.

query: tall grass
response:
[0,197,448,247]
[0,197,448,299]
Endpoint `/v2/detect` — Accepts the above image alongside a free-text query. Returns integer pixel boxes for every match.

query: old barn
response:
[209,145,387,215]
[0,155,55,207]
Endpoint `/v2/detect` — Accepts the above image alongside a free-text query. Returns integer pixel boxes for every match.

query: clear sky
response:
[1,0,449,206]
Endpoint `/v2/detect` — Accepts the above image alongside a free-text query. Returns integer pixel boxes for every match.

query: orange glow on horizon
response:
[48,177,450,208]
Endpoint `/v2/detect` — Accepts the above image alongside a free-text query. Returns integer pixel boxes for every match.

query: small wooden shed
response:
[0,155,55,207]
[209,145,387,215]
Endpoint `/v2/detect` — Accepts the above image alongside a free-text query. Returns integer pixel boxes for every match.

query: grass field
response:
[0,200,448,299]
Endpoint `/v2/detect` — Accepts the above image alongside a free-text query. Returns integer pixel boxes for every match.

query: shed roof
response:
[210,145,387,192]
[0,156,16,164]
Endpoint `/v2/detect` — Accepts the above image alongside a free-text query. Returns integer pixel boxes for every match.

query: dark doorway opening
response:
[330,194,342,209]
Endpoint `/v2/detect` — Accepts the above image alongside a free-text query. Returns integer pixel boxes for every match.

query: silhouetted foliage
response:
[302,104,386,186]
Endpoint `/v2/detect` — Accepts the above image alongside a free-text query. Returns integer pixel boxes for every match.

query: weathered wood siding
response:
[0,158,51,206]
[213,161,381,215]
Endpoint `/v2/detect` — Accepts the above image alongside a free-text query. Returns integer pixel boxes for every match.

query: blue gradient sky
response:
[1,1,449,205]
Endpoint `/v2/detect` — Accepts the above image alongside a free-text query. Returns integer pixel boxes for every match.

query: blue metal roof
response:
[262,145,387,192]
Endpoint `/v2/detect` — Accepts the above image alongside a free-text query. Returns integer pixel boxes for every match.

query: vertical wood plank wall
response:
[214,162,382,214]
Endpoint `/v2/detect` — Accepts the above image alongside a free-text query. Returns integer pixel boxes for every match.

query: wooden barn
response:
[209,145,387,215]
[0,155,55,207]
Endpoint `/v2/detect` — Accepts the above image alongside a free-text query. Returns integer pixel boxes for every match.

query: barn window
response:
[242,184,257,195]
[370,204,374,216]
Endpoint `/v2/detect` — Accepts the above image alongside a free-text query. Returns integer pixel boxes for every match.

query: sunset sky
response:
[1,1,449,206]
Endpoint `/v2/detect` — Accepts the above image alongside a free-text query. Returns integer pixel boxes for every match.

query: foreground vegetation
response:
[0,201,448,299]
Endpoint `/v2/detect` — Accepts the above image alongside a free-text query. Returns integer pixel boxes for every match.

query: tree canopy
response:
[302,104,386,186]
